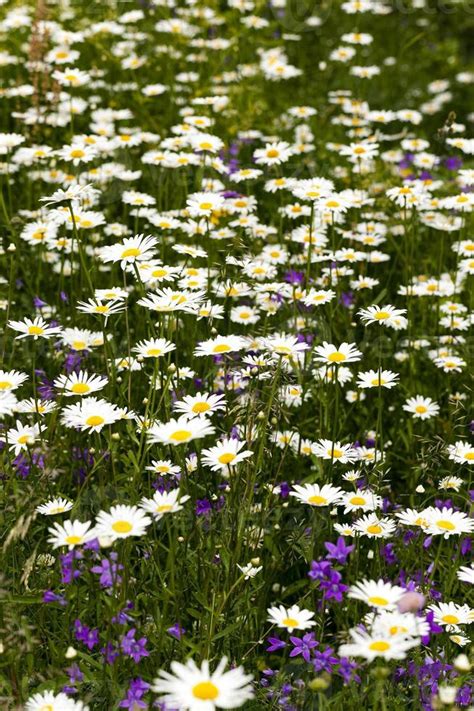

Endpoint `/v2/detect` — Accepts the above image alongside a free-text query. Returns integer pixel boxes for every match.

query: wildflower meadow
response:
[0,0,473,709]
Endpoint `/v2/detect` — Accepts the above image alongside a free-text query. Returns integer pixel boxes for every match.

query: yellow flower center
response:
[464,452,474,461]
[350,496,366,506]
[65,535,82,545]
[199,202,213,210]
[308,495,327,505]
[0,381,11,389]
[374,311,389,320]
[28,325,44,335]
[218,453,236,465]
[156,504,173,513]
[55,51,69,59]
[369,640,390,652]
[436,520,455,531]
[192,402,210,414]
[32,230,46,240]
[192,681,219,701]
[282,617,299,627]
[267,149,279,158]
[170,430,191,442]
[415,405,427,413]
[18,435,31,444]
[72,340,87,350]
[70,149,85,159]
[326,200,340,208]
[199,142,213,150]
[328,448,343,458]
[112,520,133,534]
[71,383,90,394]
[442,614,459,624]
[367,524,383,535]
[146,349,162,357]
[86,415,104,427]
[328,351,346,363]
[121,247,141,258]
[152,269,167,278]
[213,344,231,353]
[368,596,389,607]
[95,306,109,313]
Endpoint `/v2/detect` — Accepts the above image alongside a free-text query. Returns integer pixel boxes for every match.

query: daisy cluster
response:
[0,0,472,709]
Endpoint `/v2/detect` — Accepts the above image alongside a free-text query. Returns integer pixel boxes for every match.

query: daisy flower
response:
[8,316,62,340]
[146,459,180,476]
[36,498,74,515]
[77,298,125,318]
[94,505,152,541]
[267,604,316,632]
[201,437,253,471]
[1,420,45,455]
[395,509,430,529]
[173,393,226,417]
[264,334,309,360]
[0,392,18,417]
[341,489,383,514]
[133,338,176,358]
[357,369,399,389]
[0,369,28,392]
[194,335,246,357]
[353,514,397,539]
[339,629,419,661]
[366,610,429,639]
[428,602,473,631]
[303,289,336,307]
[290,483,343,507]
[457,565,474,585]
[433,355,466,373]
[16,398,56,416]
[100,234,158,267]
[348,579,405,610]
[424,507,474,538]
[152,656,253,710]
[140,489,190,519]
[403,395,439,420]
[312,439,358,463]
[254,141,293,166]
[54,371,108,397]
[186,191,224,217]
[48,519,95,549]
[148,416,215,445]
[447,440,474,464]
[25,691,89,711]
[313,341,362,365]
[358,304,407,328]
[61,397,121,432]
[438,475,463,491]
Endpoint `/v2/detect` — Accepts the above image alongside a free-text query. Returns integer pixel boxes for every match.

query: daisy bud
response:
[111,432,120,441]
[90,448,96,454]
[65,646,77,659]
[168,364,177,373]
[257,411,265,420]
[309,676,330,691]
[370,666,390,679]
[251,557,260,565]
[438,686,457,705]
[416,485,425,493]
[453,654,471,672]
[143,398,149,405]
[7,243,16,252]
[271,417,278,425]
[367,550,374,559]
[177,536,184,543]
[397,591,426,613]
